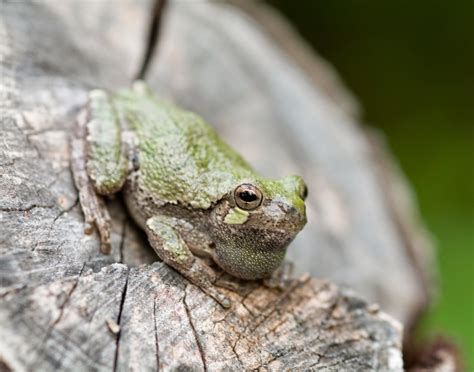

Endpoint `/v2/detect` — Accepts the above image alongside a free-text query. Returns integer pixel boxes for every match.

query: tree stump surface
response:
[0,1,434,370]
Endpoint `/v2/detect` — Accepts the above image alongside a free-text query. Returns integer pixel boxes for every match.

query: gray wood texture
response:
[0,0,433,370]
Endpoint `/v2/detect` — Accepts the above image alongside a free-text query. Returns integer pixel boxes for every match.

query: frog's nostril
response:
[279,203,306,220]
[277,203,291,214]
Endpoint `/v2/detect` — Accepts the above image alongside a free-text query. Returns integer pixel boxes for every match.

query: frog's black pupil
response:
[239,191,257,202]
[302,185,308,199]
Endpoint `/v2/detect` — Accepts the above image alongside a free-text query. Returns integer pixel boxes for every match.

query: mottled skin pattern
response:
[72,82,307,307]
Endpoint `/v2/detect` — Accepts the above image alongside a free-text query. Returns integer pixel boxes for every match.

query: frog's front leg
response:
[145,216,231,308]
[71,90,128,254]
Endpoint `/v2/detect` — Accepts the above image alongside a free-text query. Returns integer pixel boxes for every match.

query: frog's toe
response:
[263,276,283,289]
[214,278,240,292]
[204,286,232,309]
[84,222,94,235]
[263,261,294,290]
[263,275,292,290]
[100,241,112,255]
[214,292,232,309]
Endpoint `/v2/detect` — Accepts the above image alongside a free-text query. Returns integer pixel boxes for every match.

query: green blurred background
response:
[268,0,473,365]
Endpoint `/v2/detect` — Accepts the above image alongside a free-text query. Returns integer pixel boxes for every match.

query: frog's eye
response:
[301,183,308,200]
[234,184,263,210]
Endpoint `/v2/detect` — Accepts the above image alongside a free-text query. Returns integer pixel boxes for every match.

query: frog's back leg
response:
[86,90,128,195]
[71,90,127,254]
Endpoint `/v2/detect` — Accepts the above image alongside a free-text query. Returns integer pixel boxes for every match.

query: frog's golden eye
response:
[234,184,263,210]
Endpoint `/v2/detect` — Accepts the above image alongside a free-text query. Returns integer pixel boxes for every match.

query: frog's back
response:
[113,89,255,209]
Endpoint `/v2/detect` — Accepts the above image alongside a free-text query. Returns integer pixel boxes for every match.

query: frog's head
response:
[210,175,307,280]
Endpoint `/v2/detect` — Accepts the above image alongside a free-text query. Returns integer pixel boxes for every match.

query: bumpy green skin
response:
[84,82,307,291]
[86,90,128,195]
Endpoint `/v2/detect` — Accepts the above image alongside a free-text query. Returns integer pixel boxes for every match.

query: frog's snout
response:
[269,202,307,233]
[278,202,304,215]
[293,207,307,228]
[278,201,306,220]
[277,202,291,214]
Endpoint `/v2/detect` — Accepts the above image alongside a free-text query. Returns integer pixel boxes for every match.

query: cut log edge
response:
[0,261,404,371]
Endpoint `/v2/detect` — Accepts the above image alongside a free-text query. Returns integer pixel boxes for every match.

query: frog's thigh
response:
[145,216,231,308]
[86,90,128,195]
[71,108,112,254]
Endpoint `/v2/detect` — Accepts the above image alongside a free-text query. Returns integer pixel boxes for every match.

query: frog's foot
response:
[71,109,112,254]
[79,184,112,254]
[263,260,294,290]
[190,271,232,308]
[214,277,241,292]
[146,216,232,309]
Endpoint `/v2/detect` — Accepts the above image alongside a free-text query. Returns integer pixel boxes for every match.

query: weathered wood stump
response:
[0,1,434,370]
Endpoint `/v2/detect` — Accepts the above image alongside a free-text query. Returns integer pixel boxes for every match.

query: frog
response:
[71,81,307,308]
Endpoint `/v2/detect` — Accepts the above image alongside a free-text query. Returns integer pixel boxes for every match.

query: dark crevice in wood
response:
[52,197,79,224]
[118,218,127,264]
[183,286,207,371]
[136,0,167,80]
[153,298,160,371]
[113,270,129,372]
[0,204,54,212]
[0,284,28,299]
[35,199,79,253]
[229,339,244,369]
[47,262,86,331]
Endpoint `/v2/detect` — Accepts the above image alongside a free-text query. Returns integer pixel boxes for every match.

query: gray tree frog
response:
[71,82,307,308]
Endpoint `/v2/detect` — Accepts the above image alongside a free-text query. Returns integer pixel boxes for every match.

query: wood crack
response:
[118,218,127,264]
[31,197,79,252]
[153,298,160,371]
[47,262,86,332]
[113,269,129,372]
[45,167,71,189]
[0,284,28,299]
[52,197,79,224]
[34,262,87,365]
[183,286,207,371]
[0,204,54,212]
[229,336,244,369]
[136,0,167,80]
